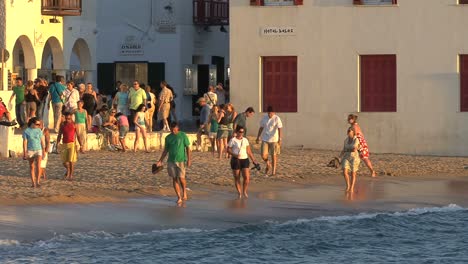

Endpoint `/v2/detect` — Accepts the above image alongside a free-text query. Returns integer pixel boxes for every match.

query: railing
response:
[193,0,229,26]
[41,0,82,16]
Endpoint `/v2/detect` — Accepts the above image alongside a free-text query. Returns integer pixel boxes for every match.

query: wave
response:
[0,205,464,248]
[278,204,465,226]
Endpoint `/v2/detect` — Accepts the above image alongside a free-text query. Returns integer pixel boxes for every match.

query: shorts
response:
[27,150,42,159]
[119,126,129,139]
[158,103,171,120]
[40,154,48,168]
[261,141,281,157]
[230,158,250,170]
[217,129,229,139]
[167,162,186,179]
[60,142,78,163]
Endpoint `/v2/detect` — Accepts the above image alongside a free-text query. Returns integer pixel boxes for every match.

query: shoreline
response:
[0,147,468,206]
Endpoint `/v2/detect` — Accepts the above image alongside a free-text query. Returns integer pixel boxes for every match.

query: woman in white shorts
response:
[22,117,46,188]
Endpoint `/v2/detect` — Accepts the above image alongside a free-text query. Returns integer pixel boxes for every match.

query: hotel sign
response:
[120,36,144,56]
[260,27,296,36]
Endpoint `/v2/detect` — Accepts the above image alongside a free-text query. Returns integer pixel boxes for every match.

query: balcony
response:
[41,0,82,16]
[193,0,229,26]
[353,0,397,5]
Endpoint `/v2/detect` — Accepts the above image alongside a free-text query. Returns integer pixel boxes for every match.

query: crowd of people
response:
[5,75,376,203]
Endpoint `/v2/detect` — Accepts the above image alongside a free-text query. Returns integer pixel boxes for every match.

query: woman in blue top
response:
[113,84,129,116]
[133,104,149,152]
[22,117,46,188]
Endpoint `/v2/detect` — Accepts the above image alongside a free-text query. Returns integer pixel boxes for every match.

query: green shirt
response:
[165,132,190,163]
[128,88,147,110]
[13,85,25,105]
[75,110,87,124]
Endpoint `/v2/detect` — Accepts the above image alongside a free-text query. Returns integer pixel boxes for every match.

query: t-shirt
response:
[64,88,80,111]
[228,137,249,159]
[12,85,25,105]
[61,122,76,144]
[165,132,190,163]
[260,114,283,143]
[22,127,43,151]
[215,89,226,105]
[49,82,66,104]
[200,105,210,125]
[128,88,147,110]
[116,92,128,106]
[204,91,217,108]
[233,113,247,135]
[118,115,129,127]
[92,114,103,127]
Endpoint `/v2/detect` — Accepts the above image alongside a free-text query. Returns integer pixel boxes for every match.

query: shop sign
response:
[120,36,144,56]
[260,26,296,36]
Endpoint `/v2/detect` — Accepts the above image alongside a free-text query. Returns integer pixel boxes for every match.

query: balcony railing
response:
[193,0,229,26]
[41,0,82,16]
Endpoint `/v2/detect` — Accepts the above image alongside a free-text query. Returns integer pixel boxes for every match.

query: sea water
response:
[0,204,466,263]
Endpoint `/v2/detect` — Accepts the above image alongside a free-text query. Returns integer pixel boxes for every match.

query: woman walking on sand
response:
[227,126,259,199]
[340,127,360,192]
[133,104,149,152]
[348,114,376,177]
[22,117,46,188]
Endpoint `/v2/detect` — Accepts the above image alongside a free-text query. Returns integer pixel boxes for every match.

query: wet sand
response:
[1,146,468,205]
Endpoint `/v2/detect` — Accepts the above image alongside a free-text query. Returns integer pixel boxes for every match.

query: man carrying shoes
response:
[256,106,283,176]
[156,122,192,205]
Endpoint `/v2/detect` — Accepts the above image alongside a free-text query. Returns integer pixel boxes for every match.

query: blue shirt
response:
[22,128,43,151]
[49,82,66,103]
[200,105,210,125]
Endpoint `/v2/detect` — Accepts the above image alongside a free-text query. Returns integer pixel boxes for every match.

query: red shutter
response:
[294,0,303,5]
[460,0,468,4]
[460,55,468,111]
[392,0,398,4]
[263,56,297,113]
[353,0,362,5]
[250,0,264,5]
[360,55,397,112]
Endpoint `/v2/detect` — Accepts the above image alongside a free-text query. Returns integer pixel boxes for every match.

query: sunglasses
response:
[238,131,245,133]
[35,123,41,126]
[111,111,116,114]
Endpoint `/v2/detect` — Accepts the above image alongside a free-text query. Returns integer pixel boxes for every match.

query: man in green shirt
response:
[157,122,192,204]
[9,77,26,127]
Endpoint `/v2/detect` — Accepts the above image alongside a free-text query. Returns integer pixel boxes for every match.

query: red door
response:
[263,56,297,112]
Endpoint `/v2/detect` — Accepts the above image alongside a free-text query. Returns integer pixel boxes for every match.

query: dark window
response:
[459,0,468,4]
[262,56,297,112]
[360,55,397,112]
[460,55,468,111]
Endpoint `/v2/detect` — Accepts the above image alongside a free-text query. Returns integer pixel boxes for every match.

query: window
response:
[459,0,468,4]
[250,0,303,6]
[460,55,468,111]
[353,0,397,5]
[262,56,297,112]
[360,55,397,112]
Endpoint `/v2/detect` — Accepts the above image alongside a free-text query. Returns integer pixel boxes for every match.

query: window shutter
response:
[353,0,362,5]
[250,0,264,5]
[460,55,468,111]
[459,0,468,4]
[263,56,297,113]
[392,0,398,4]
[360,55,397,112]
[294,0,303,5]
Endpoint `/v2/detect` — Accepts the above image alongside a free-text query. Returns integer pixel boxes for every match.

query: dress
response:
[341,137,360,172]
[82,93,96,116]
[356,132,370,159]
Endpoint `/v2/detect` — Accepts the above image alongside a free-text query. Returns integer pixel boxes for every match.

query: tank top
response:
[210,117,219,132]
[137,112,146,126]
[25,89,36,102]
[61,122,76,144]
[75,110,87,124]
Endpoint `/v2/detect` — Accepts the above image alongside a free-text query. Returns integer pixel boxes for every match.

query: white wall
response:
[230,0,468,156]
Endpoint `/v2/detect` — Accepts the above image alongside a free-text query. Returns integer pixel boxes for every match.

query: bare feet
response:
[243,192,248,198]
[183,195,188,201]
[265,162,271,175]
[237,193,242,199]
[176,198,183,204]
[371,170,377,178]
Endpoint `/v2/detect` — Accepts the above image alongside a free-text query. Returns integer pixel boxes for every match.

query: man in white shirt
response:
[256,106,283,176]
[63,81,80,117]
[203,85,217,109]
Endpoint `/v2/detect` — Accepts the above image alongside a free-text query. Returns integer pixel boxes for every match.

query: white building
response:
[230,0,468,156]
[64,0,230,121]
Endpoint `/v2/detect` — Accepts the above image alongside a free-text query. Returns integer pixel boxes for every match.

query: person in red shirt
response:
[57,112,83,181]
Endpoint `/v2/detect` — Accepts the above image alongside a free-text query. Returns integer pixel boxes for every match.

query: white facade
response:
[230,0,468,156]
[64,0,230,121]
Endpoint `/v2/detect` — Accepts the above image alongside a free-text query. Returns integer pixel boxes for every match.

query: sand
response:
[1,144,468,206]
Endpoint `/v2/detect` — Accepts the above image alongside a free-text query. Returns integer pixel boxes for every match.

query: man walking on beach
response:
[156,122,192,204]
[57,112,83,181]
[233,107,255,136]
[256,106,283,176]
[48,75,66,133]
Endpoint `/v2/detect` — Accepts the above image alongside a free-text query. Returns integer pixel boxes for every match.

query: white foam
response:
[0,239,20,246]
[277,204,466,226]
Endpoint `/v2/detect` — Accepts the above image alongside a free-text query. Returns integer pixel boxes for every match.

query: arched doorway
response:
[70,38,92,84]
[12,35,36,82]
[39,36,65,81]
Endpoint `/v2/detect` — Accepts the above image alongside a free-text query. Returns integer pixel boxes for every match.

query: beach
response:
[1,145,468,205]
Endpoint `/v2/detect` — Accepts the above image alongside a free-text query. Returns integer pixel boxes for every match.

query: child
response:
[115,112,129,152]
